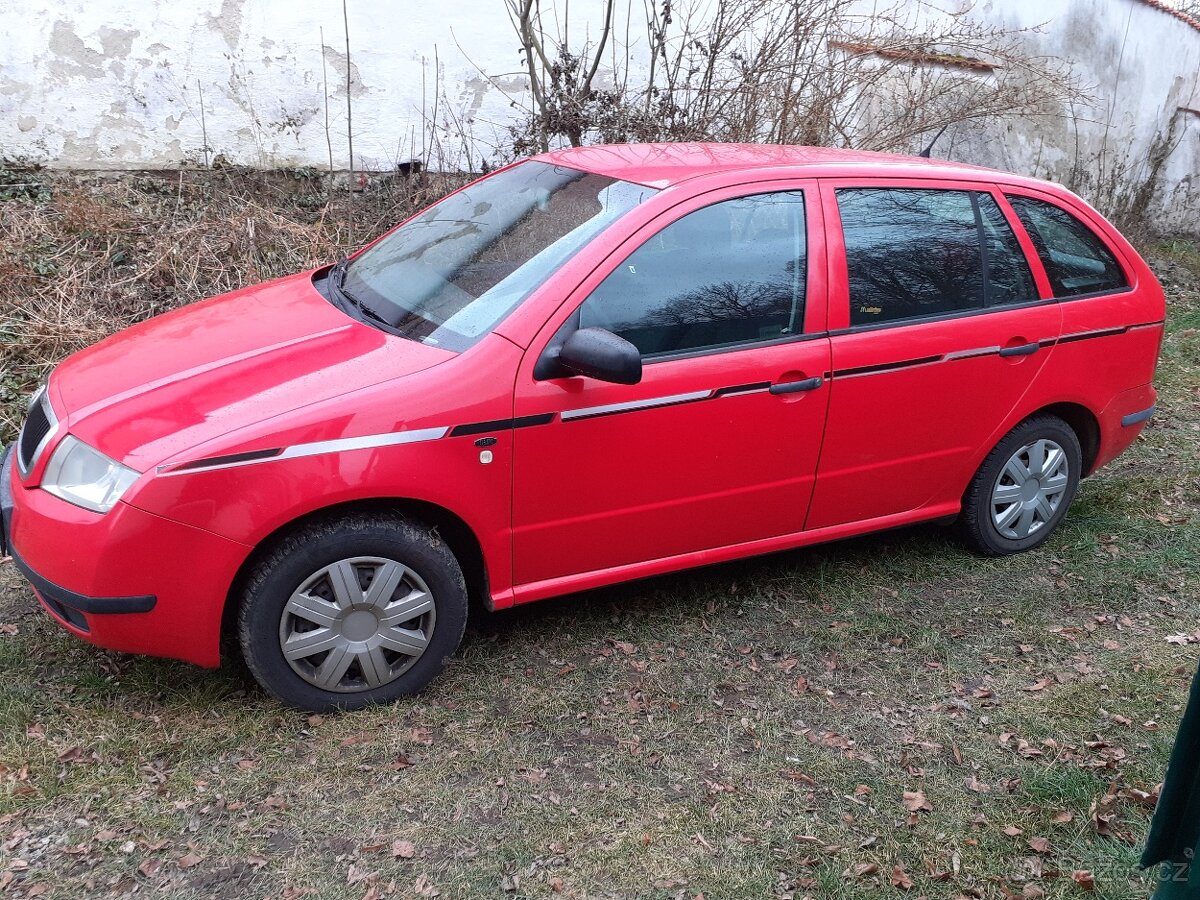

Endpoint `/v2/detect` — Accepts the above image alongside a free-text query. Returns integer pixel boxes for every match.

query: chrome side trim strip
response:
[942,345,1001,362]
[559,390,713,421]
[159,426,449,476]
[1056,325,1129,345]
[278,427,450,460]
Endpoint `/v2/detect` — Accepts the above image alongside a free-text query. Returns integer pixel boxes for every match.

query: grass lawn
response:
[0,172,1197,899]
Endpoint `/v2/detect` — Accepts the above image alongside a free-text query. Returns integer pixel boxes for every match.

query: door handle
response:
[769,376,824,395]
[998,342,1039,358]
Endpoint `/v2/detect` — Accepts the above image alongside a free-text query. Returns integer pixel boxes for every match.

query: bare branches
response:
[508,0,621,150]
[503,0,1086,158]
[343,0,355,246]
[319,27,334,186]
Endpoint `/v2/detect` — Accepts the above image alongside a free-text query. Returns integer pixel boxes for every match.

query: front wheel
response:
[958,415,1082,556]
[237,514,468,712]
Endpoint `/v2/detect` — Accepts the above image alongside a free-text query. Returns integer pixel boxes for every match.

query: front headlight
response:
[41,435,140,514]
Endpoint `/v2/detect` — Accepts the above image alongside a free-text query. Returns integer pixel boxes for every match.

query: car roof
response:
[536,142,1018,189]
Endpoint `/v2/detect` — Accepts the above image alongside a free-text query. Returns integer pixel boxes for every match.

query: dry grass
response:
[0,173,1197,899]
[0,167,457,442]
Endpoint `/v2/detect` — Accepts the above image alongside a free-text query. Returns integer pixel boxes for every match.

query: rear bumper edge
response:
[1121,404,1156,427]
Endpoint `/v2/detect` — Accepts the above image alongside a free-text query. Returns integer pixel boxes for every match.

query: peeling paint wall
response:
[2,0,1198,229]
[2,0,540,170]
[957,0,1200,232]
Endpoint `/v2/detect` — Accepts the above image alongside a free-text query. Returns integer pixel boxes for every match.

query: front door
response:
[511,184,831,589]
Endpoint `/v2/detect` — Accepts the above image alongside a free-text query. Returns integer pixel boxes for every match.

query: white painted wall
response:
[3,0,1199,230]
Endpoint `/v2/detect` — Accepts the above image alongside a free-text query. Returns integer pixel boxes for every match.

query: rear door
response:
[511,182,831,589]
[805,179,1062,530]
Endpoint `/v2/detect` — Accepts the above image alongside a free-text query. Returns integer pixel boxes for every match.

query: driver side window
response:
[578,192,808,358]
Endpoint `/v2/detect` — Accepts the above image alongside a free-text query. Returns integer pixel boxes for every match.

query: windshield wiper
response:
[331,256,391,327]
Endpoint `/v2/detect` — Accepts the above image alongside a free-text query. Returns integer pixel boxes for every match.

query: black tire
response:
[958,415,1082,557]
[237,513,468,712]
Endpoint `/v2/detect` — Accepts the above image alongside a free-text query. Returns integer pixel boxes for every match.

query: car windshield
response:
[340,161,657,351]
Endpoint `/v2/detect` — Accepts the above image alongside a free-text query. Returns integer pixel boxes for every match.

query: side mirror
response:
[550,327,642,385]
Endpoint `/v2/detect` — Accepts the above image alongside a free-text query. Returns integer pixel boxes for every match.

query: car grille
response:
[17,390,54,474]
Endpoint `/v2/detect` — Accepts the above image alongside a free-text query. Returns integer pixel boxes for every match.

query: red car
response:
[0,144,1164,711]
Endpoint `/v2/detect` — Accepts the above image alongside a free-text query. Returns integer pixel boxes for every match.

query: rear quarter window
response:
[1007,196,1128,298]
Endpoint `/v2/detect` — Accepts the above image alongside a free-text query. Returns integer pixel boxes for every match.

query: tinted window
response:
[579,192,807,357]
[978,194,1037,305]
[840,189,980,325]
[839,188,1036,326]
[1008,196,1128,298]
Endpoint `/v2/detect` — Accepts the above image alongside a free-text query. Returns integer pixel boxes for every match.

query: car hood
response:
[49,271,454,472]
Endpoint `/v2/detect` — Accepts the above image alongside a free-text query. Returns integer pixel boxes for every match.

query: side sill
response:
[499,501,962,608]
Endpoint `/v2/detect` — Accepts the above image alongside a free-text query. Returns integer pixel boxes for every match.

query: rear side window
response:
[838,188,1035,327]
[1007,196,1128,298]
[978,194,1037,305]
[579,192,807,357]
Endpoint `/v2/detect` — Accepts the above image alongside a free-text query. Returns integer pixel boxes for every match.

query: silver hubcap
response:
[279,557,436,693]
[991,438,1070,540]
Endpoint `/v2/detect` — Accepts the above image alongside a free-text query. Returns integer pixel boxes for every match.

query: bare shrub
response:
[504,0,1085,157]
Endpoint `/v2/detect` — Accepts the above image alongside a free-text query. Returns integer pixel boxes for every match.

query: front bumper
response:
[2,443,251,667]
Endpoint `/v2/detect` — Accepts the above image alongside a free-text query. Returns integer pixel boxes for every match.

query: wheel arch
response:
[1028,401,1101,476]
[220,497,490,648]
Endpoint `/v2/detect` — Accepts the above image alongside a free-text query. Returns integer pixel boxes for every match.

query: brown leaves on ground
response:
[890,864,916,890]
[1090,783,1160,844]
[902,790,933,813]
[1026,836,1052,854]
[1071,870,1097,891]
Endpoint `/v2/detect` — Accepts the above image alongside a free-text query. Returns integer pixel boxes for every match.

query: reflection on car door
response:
[511,185,832,589]
[805,181,1063,530]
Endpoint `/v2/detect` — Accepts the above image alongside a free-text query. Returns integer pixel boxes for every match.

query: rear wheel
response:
[959,415,1082,556]
[238,514,468,712]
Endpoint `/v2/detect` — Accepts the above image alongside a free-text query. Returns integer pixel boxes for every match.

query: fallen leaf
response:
[902,790,933,813]
[779,769,816,786]
[413,873,440,896]
[178,852,203,868]
[392,840,416,859]
[845,862,879,879]
[891,864,916,890]
[1071,870,1096,891]
[1027,836,1052,854]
